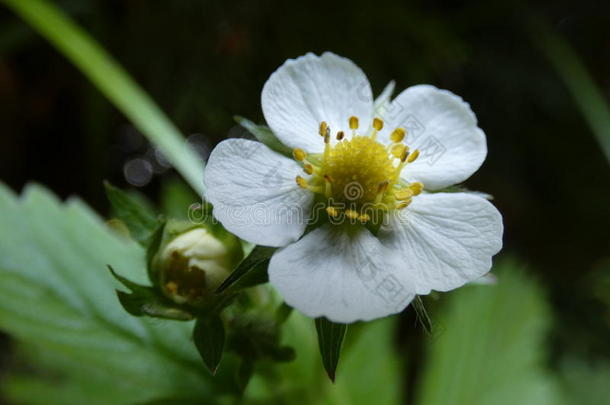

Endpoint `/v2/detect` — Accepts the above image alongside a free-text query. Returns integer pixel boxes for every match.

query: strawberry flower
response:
[205,52,503,323]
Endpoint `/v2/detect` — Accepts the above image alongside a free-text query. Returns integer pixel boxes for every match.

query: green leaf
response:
[104,181,159,244]
[533,23,610,164]
[416,260,561,405]
[0,183,237,404]
[234,115,293,156]
[193,315,225,375]
[215,245,274,294]
[314,317,348,382]
[2,0,206,194]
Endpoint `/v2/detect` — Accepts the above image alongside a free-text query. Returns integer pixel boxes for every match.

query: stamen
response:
[349,116,359,130]
[407,149,420,163]
[394,188,413,200]
[165,281,178,295]
[326,206,339,217]
[372,118,384,131]
[293,148,307,161]
[296,176,308,189]
[396,200,411,210]
[336,131,345,141]
[390,128,406,143]
[319,121,328,137]
[409,182,424,195]
[391,144,408,159]
[324,131,331,160]
[345,209,359,220]
[303,164,314,175]
[371,117,383,140]
[375,181,389,203]
[359,213,371,223]
[324,174,333,197]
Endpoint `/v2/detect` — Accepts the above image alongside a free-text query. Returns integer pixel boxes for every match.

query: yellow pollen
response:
[165,281,179,295]
[390,128,406,143]
[410,182,424,195]
[326,206,339,217]
[391,144,407,159]
[292,119,425,225]
[407,149,420,163]
[349,116,359,130]
[345,209,360,220]
[296,176,308,188]
[373,118,384,131]
[293,148,307,161]
[395,188,413,200]
[319,121,328,137]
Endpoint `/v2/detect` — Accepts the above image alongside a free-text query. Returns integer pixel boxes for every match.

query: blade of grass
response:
[533,25,610,164]
[2,0,206,194]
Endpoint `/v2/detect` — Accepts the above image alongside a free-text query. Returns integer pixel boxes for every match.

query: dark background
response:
[1,0,609,398]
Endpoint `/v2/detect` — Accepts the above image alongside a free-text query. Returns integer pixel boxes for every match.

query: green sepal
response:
[236,360,254,393]
[193,314,225,375]
[146,220,166,284]
[315,317,348,382]
[104,181,159,245]
[215,245,274,294]
[234,115,292,156]
[275,302,293,325]
[108,266,193,321]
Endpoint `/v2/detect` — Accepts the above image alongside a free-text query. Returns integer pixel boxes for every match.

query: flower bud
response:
[157,227,234,305]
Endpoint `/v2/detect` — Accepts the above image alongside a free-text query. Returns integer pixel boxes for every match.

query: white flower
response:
[205,52,503,323]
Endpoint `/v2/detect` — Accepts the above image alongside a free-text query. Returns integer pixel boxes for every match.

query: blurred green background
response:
[0,0,609,404]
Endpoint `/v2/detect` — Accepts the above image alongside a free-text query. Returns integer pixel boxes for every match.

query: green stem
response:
[2,0,206,194]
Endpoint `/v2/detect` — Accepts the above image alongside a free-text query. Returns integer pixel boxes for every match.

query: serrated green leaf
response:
[215,245,274,294]
[193,315,225,375]
[104,181,159,244]
[234,115,292,156]
[314,317,348,382]
[0,183,238,404]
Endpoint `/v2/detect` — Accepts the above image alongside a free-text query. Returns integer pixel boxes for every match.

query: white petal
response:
[269,224,415,323]
[381,85,487,190]
[379,192,503,294]
[262,52,373,153]
[204,139,313,247]
[374,80,396,118]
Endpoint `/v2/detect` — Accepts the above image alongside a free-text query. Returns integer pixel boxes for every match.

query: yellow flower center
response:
[294,116,424,224]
